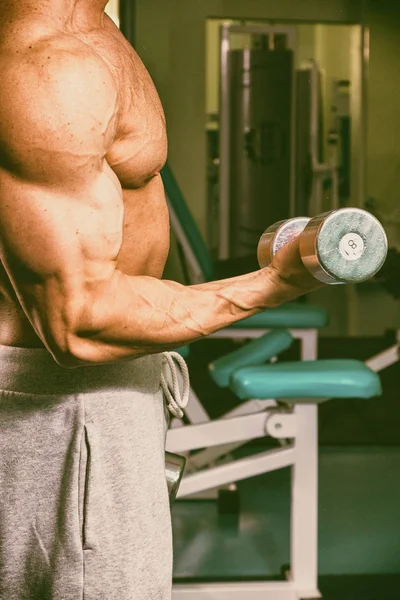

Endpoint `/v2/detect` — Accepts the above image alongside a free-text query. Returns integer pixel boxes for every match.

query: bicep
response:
[0,163,124,355]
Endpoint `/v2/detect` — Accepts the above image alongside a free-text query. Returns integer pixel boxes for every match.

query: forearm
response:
[65,267,281,366]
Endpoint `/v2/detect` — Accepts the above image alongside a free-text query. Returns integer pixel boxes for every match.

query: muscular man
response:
[0,1,322,599]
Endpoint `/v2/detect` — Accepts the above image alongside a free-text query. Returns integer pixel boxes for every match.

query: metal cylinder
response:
[165,451,186,505]
[299,207,388,284]
[257,216,311,268]
[228,48,293,257]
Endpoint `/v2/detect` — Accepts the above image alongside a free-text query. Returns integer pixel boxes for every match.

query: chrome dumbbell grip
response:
[165,451,186,506]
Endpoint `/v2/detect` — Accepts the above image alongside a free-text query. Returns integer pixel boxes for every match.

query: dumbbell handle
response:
[165,451,186,506]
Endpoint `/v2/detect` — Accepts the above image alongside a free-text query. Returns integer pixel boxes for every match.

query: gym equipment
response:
[171,318,326,489]
[162,168,392,599]
[163,162,329,351]
[165,451,186,505]
[218,23,297,261]
[168,337,381,600]
[258,208,388,284]
[217,25,355,261]
[164,163,329,484]
[295,62,325,217]
[227,34,294,258]
[304,60,342,217]
[184,331,294,475]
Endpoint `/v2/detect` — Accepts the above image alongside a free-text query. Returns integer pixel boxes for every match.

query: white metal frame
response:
[365,331,400,374]
[177,329,317,474]
[307,59,339,216]
[166,327,317,492]
[167,399,322,599]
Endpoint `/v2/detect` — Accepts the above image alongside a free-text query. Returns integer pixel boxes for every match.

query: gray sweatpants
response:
[0,345,173,600]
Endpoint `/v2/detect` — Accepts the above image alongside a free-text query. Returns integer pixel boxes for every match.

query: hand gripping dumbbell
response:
[257,208,388,284]
[165,451,186,506]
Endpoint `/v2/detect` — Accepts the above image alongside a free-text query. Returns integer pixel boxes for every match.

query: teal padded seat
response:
[230,360,382,401]
[208,330,294,388]
[230,303,329,330]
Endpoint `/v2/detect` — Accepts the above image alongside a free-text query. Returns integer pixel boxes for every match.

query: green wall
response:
[366,2,400,248]
[355,1,400,335]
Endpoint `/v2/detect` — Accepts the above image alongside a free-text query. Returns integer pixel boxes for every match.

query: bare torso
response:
[0,14,169,348]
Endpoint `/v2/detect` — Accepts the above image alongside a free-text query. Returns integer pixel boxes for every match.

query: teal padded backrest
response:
[161,164,215,282]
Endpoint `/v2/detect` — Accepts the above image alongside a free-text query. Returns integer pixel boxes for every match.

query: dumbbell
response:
[165,451,186,506]
[257,208,388,284]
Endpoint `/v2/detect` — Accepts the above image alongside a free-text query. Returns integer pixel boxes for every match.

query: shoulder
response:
[0,33,119,173]
[0,34,118,132]
[4,32,117,98]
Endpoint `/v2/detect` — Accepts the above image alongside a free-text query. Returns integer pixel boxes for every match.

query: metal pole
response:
[218,24,231,260]
[289,28,297,218]
[119,0,136,46]
[360,24,369,209]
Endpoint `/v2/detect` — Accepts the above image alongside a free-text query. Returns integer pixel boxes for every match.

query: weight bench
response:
[174,330,294,472]
[178,304,328,433]
[167,336,382,600]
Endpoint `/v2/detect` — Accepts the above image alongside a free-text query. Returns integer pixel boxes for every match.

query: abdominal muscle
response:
[0,176,171,349]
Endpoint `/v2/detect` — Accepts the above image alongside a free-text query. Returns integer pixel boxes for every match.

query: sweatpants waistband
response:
[0,345,163,396]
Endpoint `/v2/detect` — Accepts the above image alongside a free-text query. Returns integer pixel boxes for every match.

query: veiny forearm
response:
[65,267,281,366]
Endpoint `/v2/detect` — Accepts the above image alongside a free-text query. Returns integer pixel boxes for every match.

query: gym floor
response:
[171,336,400,599]
[172,446,400,599]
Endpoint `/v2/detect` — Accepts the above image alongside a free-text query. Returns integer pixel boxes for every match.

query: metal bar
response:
[174,367,211,424]
[178,446,295,497]
[167,198,206,284]
[210,328,314,344]
[188,399,277,469]
[210,329,271,339]
[359,24,370,209]
[290,405,318,591]
[218,24,231,259]
[228,25,297,36]
[300,329,318,361]
[365,344,399,373]
[173,582,299,600]
[166,412,269,454]
[289,28,297,218]
[183,386,211,425]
